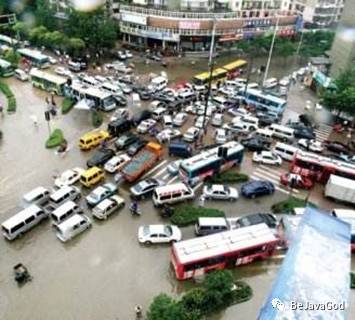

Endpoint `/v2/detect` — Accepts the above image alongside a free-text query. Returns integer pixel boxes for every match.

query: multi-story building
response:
[292,0,344,28]
[49,0,300,51]
[330,0,355,77]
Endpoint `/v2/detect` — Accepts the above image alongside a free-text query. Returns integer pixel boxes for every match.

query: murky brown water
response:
[0,55,354,320]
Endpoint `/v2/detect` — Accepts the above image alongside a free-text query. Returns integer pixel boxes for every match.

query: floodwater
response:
[0,55,354,320]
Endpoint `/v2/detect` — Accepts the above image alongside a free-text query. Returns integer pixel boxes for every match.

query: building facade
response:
[49,0,300,51]
[292,0,344,28]
[330,0,355,77]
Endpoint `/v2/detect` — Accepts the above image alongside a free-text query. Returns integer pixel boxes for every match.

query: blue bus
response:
[179,141,244,186]
[243,88,287,115]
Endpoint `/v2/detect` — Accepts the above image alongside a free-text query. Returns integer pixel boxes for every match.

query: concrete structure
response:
[292,0,344,28]
[330,0,355,77]
[49,0,300,51]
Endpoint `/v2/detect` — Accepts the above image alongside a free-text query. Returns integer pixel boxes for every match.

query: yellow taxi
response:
[79,130,110,150]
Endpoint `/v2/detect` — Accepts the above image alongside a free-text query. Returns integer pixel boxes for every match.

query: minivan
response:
[101,82,123,96]
[152,183,194,206]
[169,141,193,158]
[22,186,50,207]
[48,186,81,209]
[163,115,173,127]
[152,107,167,120]
[268,124,295,142]
[254,128,273,143]
[51,201,83,226]
[149,76,168,92]
[107,119,132,137]
[2,205,48,240]
[80,167,105,188]
[15,69,29,81]
[55,214,91,242]
[273,142,299,161]
[79,130,110,151]
[195,217,229,236]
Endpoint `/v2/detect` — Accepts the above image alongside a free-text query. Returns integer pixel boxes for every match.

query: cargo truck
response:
[324,175,355,205]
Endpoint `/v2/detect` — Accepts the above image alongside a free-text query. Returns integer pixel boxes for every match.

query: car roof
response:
[56,214,87,232]
[145,224,168,233]
[210,184,226,192]
[23,186,48,201]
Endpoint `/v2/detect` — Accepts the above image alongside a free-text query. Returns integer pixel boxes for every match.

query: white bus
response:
[17,48,50,69]
[179,141,244,186]
[30,68,67,95]
[0,58,14,77]
[70,82,117,111]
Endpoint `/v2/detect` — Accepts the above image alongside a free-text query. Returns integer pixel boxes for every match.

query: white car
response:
[173,112,188,126]
[227,107,250,118]
[138,225,182,244]
[54,168,85,188]
[203,184,239,201]
[218,86,235,96]
[211,113,224,127]
[156,128,182,143]
[215,128,229,144]
[298,139,324,153]
[183,127,200,142]
[117,82,132,94]
[110,108,129,121]
[104,154,131,173]
[48,56,57,64]
[195,116,209,129]
[223,122,249,134]
[137,119,157,134]
[92,195,125,220]
[167,160,182,175]
[54,66,71,77]
[252,151,282,165]
[125,50,133,58]
[263,78,278,89]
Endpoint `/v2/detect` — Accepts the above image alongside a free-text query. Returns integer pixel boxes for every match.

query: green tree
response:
[275,39,295,63]
[35,0,57,30]
[43,31,67,49]
[3,48,21,65]
[204,270,234,305]
[67,38,86,57]
[179,288,205,320]
[29,25,48,45]
[147,294,184,320]
[12,22,31,39]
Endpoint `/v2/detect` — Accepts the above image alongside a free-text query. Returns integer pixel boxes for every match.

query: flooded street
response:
[0,55,354,320]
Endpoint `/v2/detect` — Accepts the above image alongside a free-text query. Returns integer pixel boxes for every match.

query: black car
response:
[108,119,132,137]
[289,124,315,140]
[114,95,127,107]
[132,110,152,125]
[138,89,152,101]
[323,140,350,154]
[115,133,139,150]
[235,213,277,229]
[298,114,315,128]
[256,113,279,127]
[87,148,115,167]
[240,137,271,152]
[127,139,147,156]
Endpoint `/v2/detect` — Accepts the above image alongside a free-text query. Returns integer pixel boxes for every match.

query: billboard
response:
[121,12,147,25]
[179,21,201,29]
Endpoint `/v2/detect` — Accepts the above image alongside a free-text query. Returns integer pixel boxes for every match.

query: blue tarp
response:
[258,207,351,320]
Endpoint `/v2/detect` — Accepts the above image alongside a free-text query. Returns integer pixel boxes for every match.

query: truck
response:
[120,142,162,182]
[324,174,355,205]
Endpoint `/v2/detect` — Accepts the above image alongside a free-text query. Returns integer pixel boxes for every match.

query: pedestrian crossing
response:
[251,165,300,195]
[314,124,332,142]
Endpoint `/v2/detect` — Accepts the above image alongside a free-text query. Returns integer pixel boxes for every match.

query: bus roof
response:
[222,59,247,71]
[173,223,277,265]
[193,68,227,81]
[181,141,243,172]
[71,82,112,100]
[0,58,12,68]
[245,88,287,104]
[30,68,67,85]
[17,48,49,60]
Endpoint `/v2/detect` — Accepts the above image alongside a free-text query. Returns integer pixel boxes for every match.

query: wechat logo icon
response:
[271,298,285,311]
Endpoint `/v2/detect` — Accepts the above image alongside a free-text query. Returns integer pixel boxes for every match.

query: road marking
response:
[141,160,168,178]
[251,174,299,194]
[153,166,168,178]
[193,182,203,192]
[258,165,286,176]
[167,176,179,184]
[162,173,170,180]
[254,168,282,183]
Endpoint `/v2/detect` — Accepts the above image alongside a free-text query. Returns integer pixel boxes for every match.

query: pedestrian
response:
[30,115,38,127]
[135,304,142,318]
[199,194,205,208]
[0,103,3,116]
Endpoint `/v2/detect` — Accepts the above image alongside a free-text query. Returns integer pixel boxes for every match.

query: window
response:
[160,194,171,201]
[11,222,25,233]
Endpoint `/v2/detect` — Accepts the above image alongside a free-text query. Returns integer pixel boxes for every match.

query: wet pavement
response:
[0,56,354,320]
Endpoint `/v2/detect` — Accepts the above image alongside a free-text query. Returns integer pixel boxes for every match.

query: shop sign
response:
[141,30,180,42]
[121,13,147,25]
[179,21,201,29]
[219,34,243,42]
[243,19,272,28]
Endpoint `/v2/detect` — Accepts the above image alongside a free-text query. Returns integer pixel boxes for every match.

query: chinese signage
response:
[121,13,147,25]
[243,19,272,28]
[179,21,201,30]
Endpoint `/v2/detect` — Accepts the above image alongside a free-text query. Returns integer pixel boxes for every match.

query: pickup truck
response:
[120,142,162,182]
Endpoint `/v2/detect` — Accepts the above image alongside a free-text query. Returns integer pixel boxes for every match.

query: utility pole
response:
[202,19,217,139]
[263,16,280,87]
[296,29,304,55]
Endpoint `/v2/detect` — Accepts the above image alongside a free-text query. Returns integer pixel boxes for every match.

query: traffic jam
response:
[3,49,355,283]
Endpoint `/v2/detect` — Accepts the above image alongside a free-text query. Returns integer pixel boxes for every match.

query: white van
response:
[149,100,165,112]
[48,186,81,209]
[263,78,278,89]
[132,93,141,108]
[254,128,273,143]
[152,107,167,120]
[81,76,98,87]
[51,201,83,227]
[2,205,48,240]
[55,214,91,242]
[152,183,194,206]
[268,124,295,142]
[273,142,299,161]
[213,96,227,111]
[22,186,50,207]
[241,115,259,129]
[149,76,168,92]
[15,69,29,81]
[163,115,173,127]
[101,82,123,96]
[195,217,229,236]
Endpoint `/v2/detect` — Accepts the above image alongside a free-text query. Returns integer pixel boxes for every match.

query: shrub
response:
[92,110,103,128]
[62,97,75,114]
[0,82,16,113]
[351,272,355,289]
[271,197,317,214]
[147,294,185,320]
[231,281,253,304]
[45,129,65,148]
[170,204,225,227]
[7,96,16,113]
[207,170,249,184]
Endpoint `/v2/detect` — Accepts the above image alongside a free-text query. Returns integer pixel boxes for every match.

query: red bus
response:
[291,150,355,184]
[171,224,278,280]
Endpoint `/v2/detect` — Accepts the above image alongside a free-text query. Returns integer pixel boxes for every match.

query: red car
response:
[280,173,313,189]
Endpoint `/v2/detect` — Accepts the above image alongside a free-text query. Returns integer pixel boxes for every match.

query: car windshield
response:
[164,226,173,236]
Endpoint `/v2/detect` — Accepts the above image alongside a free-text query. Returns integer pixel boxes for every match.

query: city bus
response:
[0,34,18,47]
[221,59,247,79]
[17,48,50,69]
[179,141,244,186]
[0,58,14,77]
[243,88,287,115]
[192,68,228,86]
[30,68,67,95]
[70,82,117,111]
[171,223,278,280]
[291,150,355,184]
